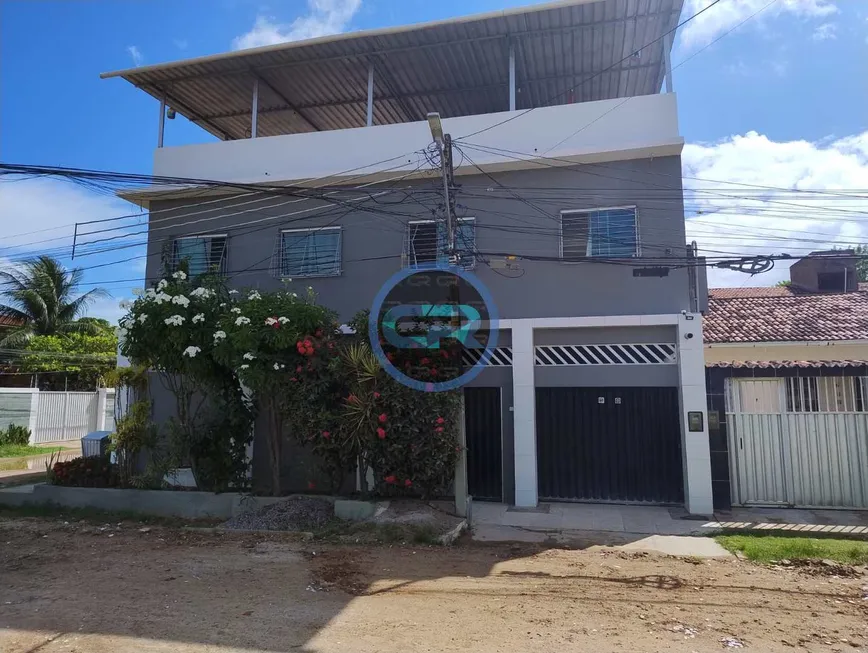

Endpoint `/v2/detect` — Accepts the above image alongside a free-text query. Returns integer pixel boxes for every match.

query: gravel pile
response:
[223,496,334,532]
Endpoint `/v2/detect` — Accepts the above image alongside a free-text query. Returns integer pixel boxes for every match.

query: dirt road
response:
[1,518,866,652]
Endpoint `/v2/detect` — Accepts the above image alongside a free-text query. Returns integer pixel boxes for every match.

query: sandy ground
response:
[1,518,867,653]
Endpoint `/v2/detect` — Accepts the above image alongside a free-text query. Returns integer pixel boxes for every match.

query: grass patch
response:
[312,519,443,545]
[0,445,62,459]
[0,502,222,528]
[717,534,868,565]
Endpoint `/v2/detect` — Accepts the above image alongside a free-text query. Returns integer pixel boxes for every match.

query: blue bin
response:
[81,431,112,458]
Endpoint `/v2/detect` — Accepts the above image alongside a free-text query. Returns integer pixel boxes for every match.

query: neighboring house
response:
[104,0,715,514]
[704,251,868,510]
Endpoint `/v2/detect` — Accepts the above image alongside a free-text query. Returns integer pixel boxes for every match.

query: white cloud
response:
[679,0,837,49]
[811,22,837,40]
[683,130,868,287]
[232,0,362,50]
[126,45,144,67]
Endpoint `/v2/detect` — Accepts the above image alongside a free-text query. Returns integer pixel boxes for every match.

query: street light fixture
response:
[426,112,443,145]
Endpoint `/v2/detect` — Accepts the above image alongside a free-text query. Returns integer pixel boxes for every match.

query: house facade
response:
[704,252,868,510]
[105,0,715,514]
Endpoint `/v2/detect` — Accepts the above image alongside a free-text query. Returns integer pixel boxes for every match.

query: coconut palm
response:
[0,256,109,346]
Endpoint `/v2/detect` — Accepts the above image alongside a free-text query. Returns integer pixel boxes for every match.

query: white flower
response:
[172,270,187,280]
[118,299,132,310]
[228,289,239,295]
[280,364,286,369]
[231,307,242,314]
[171,295,190,308]
[278,317,290,324]
[154,292,172,305]
[213,330,227,341]
[190,287,214,299]
[307,286,313,292]
[132,288,143,296]
[156,279,168,291]
[290,292,298,298]
[116,327,128,338]
[164,315,185,326]
[248,290,262,301]
[137,314,148,324]
[235,316,251,326]
[220,302,226,307]
[183,346,201,358]
[243,352,256,361]
[264,317,278,326]
[144,288,157,299]
[273,363,281,371]
[192,313,205,324]
[240,364,250,370]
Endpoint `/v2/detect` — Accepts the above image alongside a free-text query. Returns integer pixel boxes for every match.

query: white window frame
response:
[404,217,476,269]
[172,233,228,275]
[279,226,342,278]
[559,205,640,259]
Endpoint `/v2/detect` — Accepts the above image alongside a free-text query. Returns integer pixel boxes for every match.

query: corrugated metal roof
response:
[102,0,682,141]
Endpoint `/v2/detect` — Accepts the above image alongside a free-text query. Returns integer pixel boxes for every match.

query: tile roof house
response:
[703,252,868,514]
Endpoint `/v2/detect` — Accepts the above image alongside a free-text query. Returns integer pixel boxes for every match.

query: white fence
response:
[726,378,868,508]
[0,388,115,444]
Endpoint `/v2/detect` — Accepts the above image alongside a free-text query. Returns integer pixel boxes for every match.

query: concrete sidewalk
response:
[471,501,868,544]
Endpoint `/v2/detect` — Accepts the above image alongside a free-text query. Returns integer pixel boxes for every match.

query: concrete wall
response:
[152,94,682,185]
[146,157,697,323]
[704,342,868,364]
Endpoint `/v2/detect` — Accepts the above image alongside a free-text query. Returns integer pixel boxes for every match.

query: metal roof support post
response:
[366,64,374,127]
[663,32,673,93]
[508,42,516,111]
[251,78,259,138]
[157,94,166,148]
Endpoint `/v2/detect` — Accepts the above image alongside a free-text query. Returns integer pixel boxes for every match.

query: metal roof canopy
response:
[101,0,682,142]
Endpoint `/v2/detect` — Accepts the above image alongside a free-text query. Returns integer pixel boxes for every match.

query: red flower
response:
[322,431,330,439]
[290,377,298,382]
[429,368,438,377]
[440,350,450,359]
[455,446,462,452]
[420,357,430,365]
[435,416,445,425]
[307,481,316,490]
[315,328,323,337]
[327,342,335,350]
[347,393,359,404]
[376,427,386,439]
[272,322,281,330]
[373,392,380,399]
[384,475,396,484]
[303,339,312,348]
[296,365,303,373]
[378,413,387,423]
[404,479,412,488]
[434,426,444,433]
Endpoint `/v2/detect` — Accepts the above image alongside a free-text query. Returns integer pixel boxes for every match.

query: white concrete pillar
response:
[677,313,713,515]
[28,390,39,444]
[96,387,108,431]
[512,320,537,507]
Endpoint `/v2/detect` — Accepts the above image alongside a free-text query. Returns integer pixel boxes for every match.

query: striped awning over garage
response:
[101,0,682,141]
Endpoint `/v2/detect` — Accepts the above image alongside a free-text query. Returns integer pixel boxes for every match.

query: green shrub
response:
[48,455,118,488]
[0,424,32,446]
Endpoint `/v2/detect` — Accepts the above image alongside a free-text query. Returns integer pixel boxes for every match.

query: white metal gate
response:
[727,378,868,508]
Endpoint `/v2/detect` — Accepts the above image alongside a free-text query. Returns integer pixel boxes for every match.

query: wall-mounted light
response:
[427,112,443,145]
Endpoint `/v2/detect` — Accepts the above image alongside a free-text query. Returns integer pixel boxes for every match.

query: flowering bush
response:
[49,455,118,488]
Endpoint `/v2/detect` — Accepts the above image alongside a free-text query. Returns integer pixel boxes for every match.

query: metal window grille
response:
[273,227,342,278]
[461,347,513,366]
[534,343,675,366]
[171,235,227,276]
[786,377,867,413]
[560,206,639,259]
[403,219,475,269]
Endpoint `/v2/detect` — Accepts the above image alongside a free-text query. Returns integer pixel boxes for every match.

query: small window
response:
[280,227,341,278]
[405,219,475,269]
[172,235,227,276]
[560,207,638,258]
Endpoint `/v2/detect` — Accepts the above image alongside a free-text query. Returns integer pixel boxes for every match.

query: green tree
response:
[775,280,791,287]
[855,245,868,282]
[0,256,109,346]
[19,332,118,390]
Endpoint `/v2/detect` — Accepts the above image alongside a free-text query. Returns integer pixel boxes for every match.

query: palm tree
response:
[0,256,109,346]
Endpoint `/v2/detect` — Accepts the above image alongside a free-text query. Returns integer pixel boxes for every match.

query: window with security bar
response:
[171,235,227,277]
[278,227,342,278]
[404,219,475,269]
[560,207,638,258]
[785,377,867,413]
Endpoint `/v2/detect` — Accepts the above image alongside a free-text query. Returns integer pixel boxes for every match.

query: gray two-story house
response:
[105,0,714,515]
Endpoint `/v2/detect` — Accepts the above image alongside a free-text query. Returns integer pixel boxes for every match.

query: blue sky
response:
[1,0,866,320]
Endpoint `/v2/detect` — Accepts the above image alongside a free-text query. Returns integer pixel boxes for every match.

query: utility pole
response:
[442,133,457,264]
